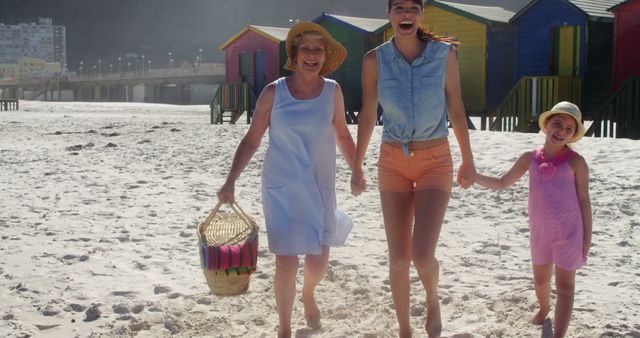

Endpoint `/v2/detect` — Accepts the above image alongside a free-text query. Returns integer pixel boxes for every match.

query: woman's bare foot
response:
[277,327,292,338]
[426,301,442,338]
[529,307,550,325]
[303,295,321,329]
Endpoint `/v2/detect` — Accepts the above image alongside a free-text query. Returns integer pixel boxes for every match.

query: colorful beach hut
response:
[510,0,621,116]
[582,0,640,139]
[313,13,392,118]
[219,25,289,94]
[609,0,640,91]
[212,25,289,124]
[423,0,531,115]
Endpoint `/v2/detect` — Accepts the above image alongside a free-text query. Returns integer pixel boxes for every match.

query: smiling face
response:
[544,114,578,146]
[291,33,327,74]
[387,0,423,36]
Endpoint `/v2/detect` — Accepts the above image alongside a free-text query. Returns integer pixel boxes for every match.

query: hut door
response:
[239,52,250,83]
[552,25,580,76]
[254,51,266,94]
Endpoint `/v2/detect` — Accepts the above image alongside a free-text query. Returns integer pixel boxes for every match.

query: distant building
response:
[0,17,67,67]
[0,57,62,80]
[0,63,19,79]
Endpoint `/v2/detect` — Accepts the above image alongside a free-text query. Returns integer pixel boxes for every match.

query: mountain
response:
[0,0,388,71]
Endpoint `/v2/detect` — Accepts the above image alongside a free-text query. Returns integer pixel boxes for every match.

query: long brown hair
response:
[387,0,459,46]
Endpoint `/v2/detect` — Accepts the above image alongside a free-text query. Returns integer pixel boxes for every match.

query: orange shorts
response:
[377,141,453,193]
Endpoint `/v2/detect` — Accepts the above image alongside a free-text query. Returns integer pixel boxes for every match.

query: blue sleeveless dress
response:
[261,77,341,256]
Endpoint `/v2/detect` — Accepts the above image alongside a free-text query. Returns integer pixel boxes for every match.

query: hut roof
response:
[512,0,623,21]
[219,25,289,50]
[608,0,633,11]
[315,13,390,34]
[568,0,622,17]
[431,0,531,23]
[607,0,635,12]
[251,25,290,41]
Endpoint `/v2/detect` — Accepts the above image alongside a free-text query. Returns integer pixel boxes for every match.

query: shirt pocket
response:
[417,76,444,107]
[379,79,401,110]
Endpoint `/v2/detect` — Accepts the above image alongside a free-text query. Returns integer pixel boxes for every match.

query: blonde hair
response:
[289,31,327,61]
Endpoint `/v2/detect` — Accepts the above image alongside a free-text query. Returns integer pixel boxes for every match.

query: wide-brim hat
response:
[538,101,585,142]
[284,21,347,76]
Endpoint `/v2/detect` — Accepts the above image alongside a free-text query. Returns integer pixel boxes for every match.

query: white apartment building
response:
[0,17,66,67]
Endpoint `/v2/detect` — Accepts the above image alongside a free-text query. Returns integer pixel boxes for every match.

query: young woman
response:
[351,1,476,337]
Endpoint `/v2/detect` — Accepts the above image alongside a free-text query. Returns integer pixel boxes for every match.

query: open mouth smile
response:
[304,61,319,68]
[399,21,414,30]
[551,133,565,143]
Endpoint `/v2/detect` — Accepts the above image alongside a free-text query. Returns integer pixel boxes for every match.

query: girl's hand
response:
[457,161,476,189]
[350,166,367,196]
[583,235,591,258]
[217,181,235,204]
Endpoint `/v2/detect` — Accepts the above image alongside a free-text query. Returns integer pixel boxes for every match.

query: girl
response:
[474,101,592,338]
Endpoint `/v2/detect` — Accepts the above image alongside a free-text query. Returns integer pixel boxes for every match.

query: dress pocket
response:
[262,186,289,236]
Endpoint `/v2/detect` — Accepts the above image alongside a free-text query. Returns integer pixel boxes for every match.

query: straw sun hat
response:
[538,101,586,143]
[284,21,347,76]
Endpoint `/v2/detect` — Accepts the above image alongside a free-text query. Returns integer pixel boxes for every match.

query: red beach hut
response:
[609,0,640,90]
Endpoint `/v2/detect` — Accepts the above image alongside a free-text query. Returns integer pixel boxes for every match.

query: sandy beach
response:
[0,101,638,337]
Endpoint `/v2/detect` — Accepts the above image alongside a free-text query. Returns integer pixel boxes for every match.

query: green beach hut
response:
[313,13,392,120]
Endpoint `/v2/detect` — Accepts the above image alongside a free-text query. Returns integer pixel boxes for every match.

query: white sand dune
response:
[0,101,638,337]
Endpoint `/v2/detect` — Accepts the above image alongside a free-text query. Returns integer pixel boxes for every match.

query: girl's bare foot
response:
[529,307,550,325]
[303,295,321,329]
[426,301,442,338]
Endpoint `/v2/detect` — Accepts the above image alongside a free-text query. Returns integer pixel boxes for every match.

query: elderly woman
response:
[217,22,355,337]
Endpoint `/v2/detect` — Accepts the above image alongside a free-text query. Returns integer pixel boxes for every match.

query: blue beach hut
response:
[510,0,622,116]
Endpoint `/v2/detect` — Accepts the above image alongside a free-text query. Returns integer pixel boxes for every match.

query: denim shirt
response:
[377,38,451,156]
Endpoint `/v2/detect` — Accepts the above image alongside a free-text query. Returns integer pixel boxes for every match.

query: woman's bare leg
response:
[413,189,450,338]
[274,255,299,338]
[302,245,330,328]
[380,191,415,338]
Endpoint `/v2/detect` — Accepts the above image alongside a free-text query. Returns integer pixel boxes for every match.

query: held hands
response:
[457,161,476,189]
[217,180,235,204]
[350,166,367,196]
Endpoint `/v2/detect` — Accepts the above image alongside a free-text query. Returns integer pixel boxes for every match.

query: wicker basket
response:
[197,201,259,296]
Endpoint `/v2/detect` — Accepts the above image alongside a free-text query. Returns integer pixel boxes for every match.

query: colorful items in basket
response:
[200,237,258,274]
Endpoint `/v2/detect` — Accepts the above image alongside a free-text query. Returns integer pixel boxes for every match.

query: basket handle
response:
[211,201,257,230]
[198,201,258,238]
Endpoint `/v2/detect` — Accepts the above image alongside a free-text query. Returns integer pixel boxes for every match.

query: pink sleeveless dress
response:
[528,148,587,271]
